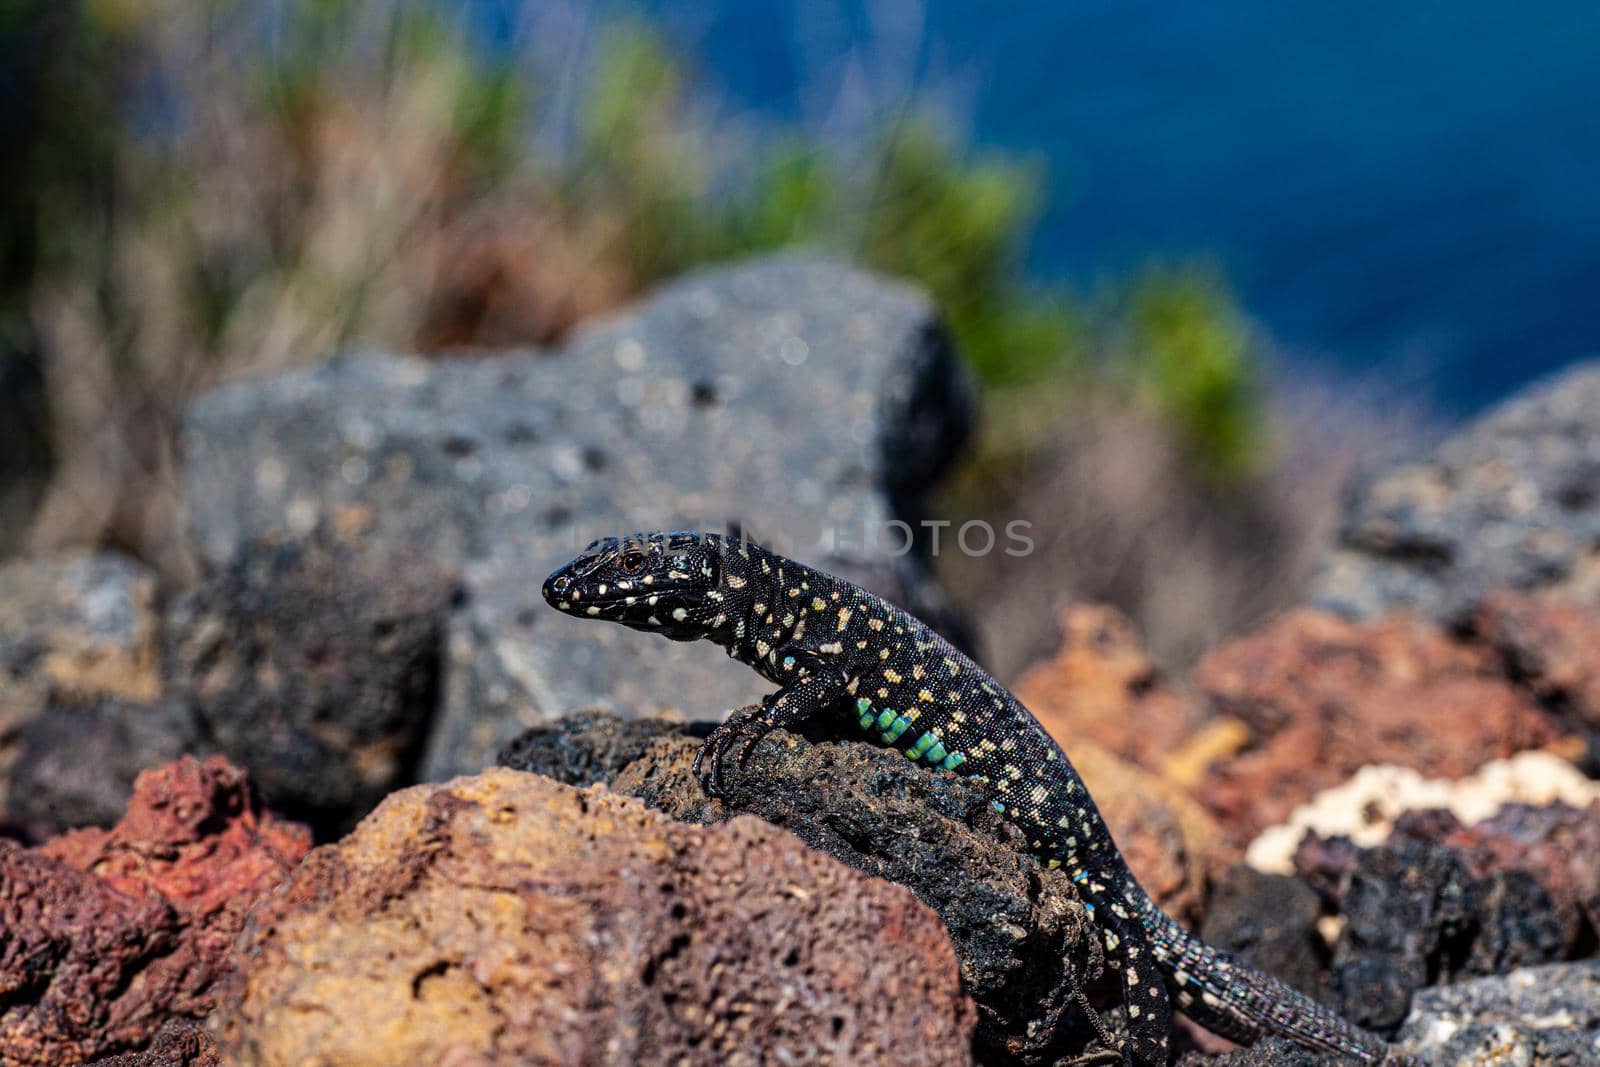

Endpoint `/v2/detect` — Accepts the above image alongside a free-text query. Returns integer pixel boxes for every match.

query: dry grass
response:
[15,1,649,580]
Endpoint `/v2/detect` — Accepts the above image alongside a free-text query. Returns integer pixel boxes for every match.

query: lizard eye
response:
[618,551,646,575]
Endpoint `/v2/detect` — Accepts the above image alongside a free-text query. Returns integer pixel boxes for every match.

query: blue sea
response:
[626,0,1600,416]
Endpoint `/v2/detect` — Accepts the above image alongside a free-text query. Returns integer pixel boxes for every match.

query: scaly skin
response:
[544,532,1417,1065]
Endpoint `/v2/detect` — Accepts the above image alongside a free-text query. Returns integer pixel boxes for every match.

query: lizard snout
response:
[542,571,572,604]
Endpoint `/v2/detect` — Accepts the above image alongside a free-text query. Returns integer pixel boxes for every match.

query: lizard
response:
[543,531,1417,1066]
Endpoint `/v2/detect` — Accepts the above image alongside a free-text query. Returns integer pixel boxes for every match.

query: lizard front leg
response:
[693,654,849,797]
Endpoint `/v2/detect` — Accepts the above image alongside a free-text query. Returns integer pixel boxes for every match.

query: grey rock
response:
[0,551,160,707]
[162,528,455,835]
[1313,361,1600,624]
[0,552,166,826]
[180,255,974,777]
[1465,871,1567,979]
[4,698,203,829]
[1397,961,1600,1065]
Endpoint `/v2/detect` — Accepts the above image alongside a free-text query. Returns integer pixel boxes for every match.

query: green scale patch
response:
[855,699,965,770]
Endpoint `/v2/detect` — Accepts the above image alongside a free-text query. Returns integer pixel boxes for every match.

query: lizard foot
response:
[691,703,770,798]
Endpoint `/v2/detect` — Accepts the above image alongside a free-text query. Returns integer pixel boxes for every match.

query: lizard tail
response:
[1126,886,1402,1063]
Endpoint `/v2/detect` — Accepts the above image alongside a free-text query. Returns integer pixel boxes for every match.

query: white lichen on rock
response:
[1246,751,1600,873]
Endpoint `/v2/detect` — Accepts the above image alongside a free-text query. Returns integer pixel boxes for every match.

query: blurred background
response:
[3,0,1597,669]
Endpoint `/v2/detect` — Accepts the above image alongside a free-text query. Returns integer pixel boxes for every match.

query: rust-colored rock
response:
[0,842,182,1066]
[1191,609,1562,846]
[1010,607,1250,896]
[211,768,977,1067]
[1477,589,1600,734]
[42,755,312,962]
[0,756,309,1067]
[1014,604,1208,772]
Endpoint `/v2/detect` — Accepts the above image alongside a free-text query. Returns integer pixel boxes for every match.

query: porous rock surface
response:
[162,527,455,833]
[0,756,308,1067]
[1397,960,1600,1064]
[210,767,977,1067]
[502,712,1187,1063]
[83,1021,219,1067]
[494,705,694,786]
[1176,1038,1347,1066]
[1,843,182,1066]
[180,254,975,777]
[1314,360,1600,624]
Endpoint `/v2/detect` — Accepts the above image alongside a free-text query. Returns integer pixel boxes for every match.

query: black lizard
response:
[544,531,1414,1065]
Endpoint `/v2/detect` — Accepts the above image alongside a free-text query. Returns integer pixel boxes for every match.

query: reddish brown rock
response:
[1014,604,1208,772]
[1191,609,1562,846]
[211,768,977,1067]
[1477,589,1600,734]
[1012,607,1232,899]
[0,842,183,1066]
[0,757,308,1067]
[42,755,312,964]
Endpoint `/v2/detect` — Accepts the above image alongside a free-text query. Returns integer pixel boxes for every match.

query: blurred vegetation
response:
[0,0,1266,572]
[1118,264,1263,478]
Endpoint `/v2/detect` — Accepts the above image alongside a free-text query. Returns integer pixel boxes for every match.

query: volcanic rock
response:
[1314,360,1600,624]
[1397,960,1600,1064]
[1477,588,1600,736]
[179,255,975,776]
[0,552,172,829]
[0,756,307,1066]
[1191,609,1560,847]
[163,528,454,834]
[504,709,1225,1060]
[210,767,977,1066]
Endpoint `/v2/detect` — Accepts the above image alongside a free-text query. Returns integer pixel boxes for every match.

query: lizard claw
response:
[733,726,765,769]
[693,706,769,799]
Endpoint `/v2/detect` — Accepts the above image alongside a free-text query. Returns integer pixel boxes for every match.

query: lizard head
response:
[543,531,737,640]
